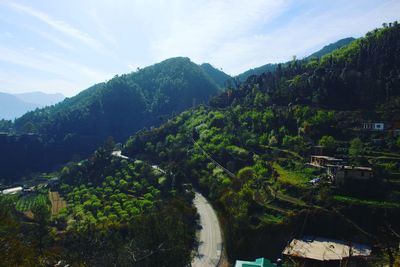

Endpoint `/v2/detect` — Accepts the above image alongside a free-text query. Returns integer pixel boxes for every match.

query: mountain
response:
[0,91,65,120]
[0,57,222,179]
[0,92,37,120]
[200,63,232,88]
[236,63,278,82]
[14,57,220,140]
[304,37,355,60]
[14,91,65,107]
[236,37,355,82]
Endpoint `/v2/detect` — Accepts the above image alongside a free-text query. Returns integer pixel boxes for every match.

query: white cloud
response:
[185,0,400,74]
[0,45,111,96]
[26,25,75,51]
[150,0,288,65]
[0,45,107,80]
[8,2,103,51]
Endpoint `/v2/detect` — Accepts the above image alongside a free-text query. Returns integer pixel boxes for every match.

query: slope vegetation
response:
[0,57,223,180]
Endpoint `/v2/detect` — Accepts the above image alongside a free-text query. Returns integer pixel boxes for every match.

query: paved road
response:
[192,192,223,267]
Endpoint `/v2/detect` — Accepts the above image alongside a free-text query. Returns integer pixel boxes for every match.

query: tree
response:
[319,135,336,153]
[349,138,364,165]
[31,202,51,254]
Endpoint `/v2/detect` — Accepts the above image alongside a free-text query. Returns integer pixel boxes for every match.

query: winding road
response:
[192,192,223,267]
[111,151,223,266]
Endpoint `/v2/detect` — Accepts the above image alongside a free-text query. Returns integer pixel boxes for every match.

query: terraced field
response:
[49,191,67,215]
[16,194,49,212]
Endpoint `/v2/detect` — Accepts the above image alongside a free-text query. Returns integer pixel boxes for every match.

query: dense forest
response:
[0,57,230,181]
[235,37,355,82]
[217,23,400,110]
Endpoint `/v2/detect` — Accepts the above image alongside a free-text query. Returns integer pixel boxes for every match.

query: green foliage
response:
[272,162,313,188]
[53,143,197,265]
[319,135,336,152]
[349,137,365,164]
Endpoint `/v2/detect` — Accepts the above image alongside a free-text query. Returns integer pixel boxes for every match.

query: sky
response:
[0,0,399,97]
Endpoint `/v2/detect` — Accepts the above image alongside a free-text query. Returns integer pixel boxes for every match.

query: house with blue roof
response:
[234,257,278,267]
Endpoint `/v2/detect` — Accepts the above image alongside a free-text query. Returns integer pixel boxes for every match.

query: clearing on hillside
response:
[49,191,67,215]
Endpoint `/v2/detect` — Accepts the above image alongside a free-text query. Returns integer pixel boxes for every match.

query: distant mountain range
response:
[0,91,64,120]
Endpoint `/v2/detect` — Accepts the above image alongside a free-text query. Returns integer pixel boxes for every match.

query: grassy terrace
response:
[334,195,400,208]
[272,162,314,189]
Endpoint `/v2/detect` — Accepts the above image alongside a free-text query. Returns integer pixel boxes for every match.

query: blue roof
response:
[235,257,276,267]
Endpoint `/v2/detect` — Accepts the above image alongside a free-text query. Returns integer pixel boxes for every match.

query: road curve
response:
[192,192,223,267]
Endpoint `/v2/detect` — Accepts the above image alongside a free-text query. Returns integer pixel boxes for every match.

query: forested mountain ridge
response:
[0,57,223,180]
[217,24,400,110]
[13,57,220,140]
[200,63,232,88]
[304,37,356,60]
[235,36,355,82]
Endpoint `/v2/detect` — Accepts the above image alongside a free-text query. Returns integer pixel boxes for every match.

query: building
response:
[309,156,343,168]
[326,165,373,184]
[235,257,278,267]
[283,237,371,264]
[1,186,23,195]
[362,122,385,131]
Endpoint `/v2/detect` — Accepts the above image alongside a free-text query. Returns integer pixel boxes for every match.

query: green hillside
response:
[0,57,222,180]
[200,63,232,88]
[304,37,355,60]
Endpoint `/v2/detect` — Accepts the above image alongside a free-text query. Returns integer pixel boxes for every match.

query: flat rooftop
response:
[326,164,372,171]
[311,155,343,161]
[283,237,371,261]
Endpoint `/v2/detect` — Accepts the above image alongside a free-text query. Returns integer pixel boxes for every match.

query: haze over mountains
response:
[0,91,65,120]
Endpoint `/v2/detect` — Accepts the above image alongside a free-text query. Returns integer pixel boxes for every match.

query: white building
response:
[362,122,385,131]
[2,186,23,195]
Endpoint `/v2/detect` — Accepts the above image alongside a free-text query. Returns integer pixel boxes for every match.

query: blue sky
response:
[0,0,399,96]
